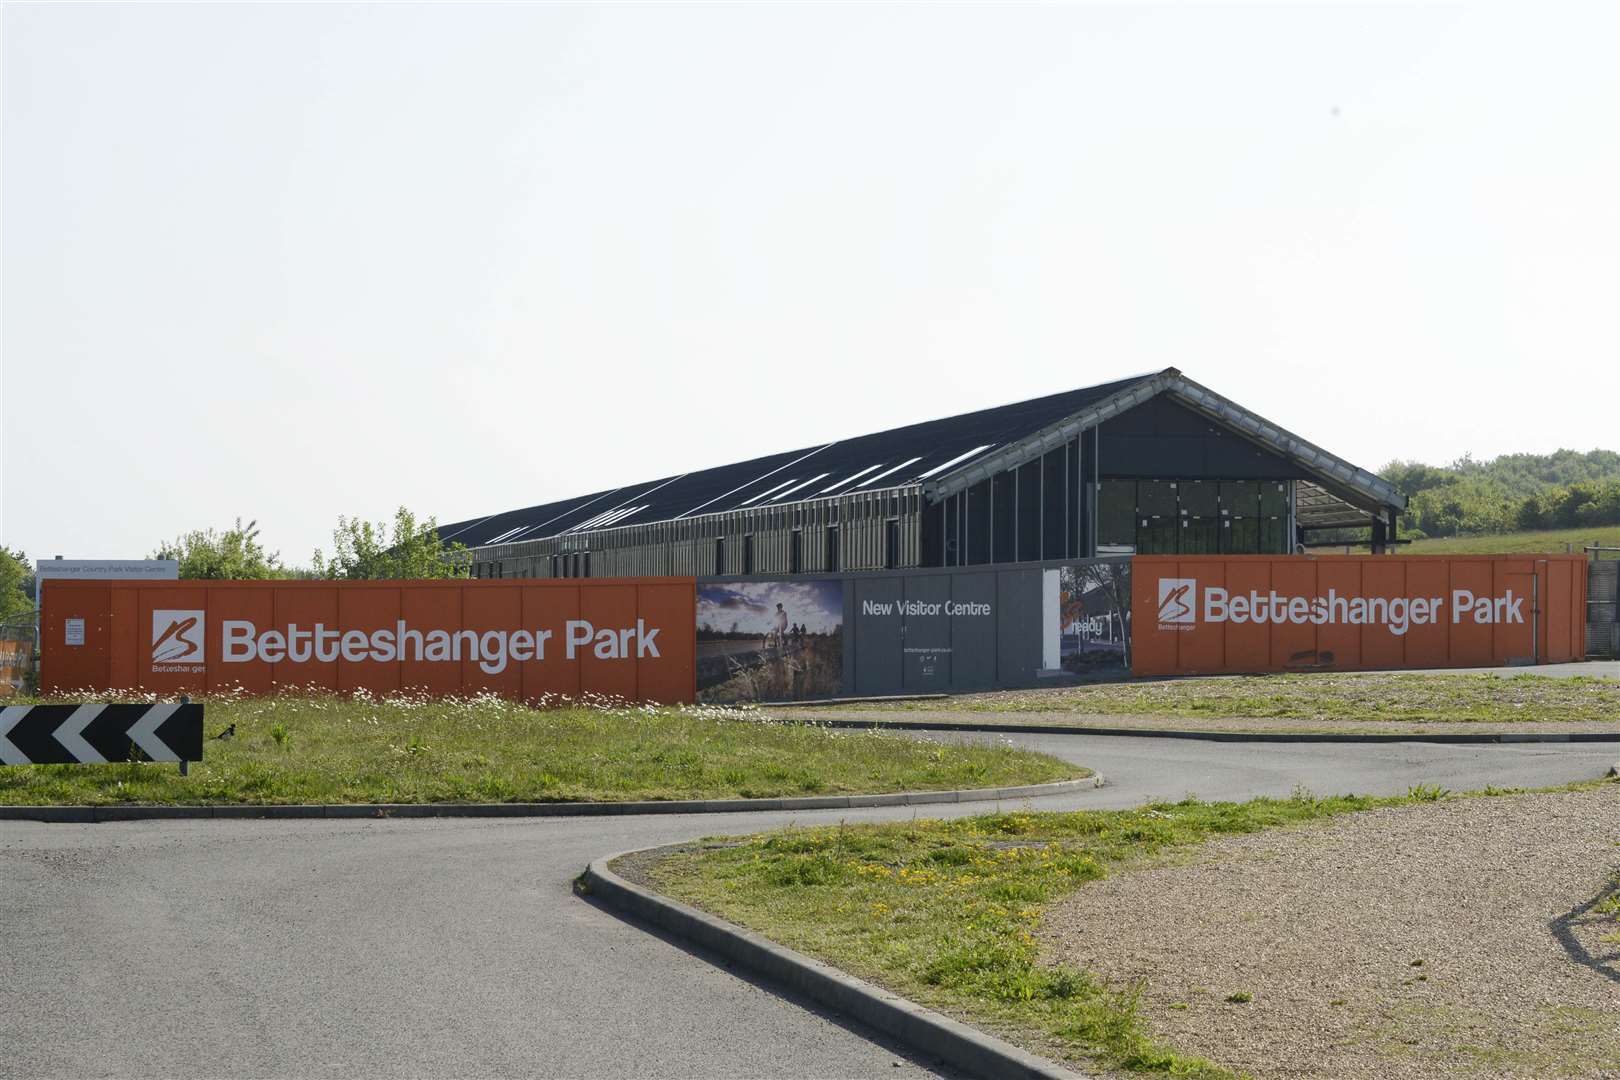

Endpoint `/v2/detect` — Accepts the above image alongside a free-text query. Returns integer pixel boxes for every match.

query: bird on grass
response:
[211,723,236,741]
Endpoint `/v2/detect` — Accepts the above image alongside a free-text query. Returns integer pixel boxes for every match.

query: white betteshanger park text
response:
[221,620,660,674]
[1200,588,1523,636]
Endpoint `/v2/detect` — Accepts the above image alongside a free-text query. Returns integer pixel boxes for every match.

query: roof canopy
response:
[439,369,1402,548]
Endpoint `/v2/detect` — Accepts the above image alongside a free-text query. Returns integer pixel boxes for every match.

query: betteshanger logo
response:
[1157,578,1197,628]
[1150,579,1525,636]
[152,609,205,664]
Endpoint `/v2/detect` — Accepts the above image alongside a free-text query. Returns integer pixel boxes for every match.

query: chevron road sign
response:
[0,703,203,766]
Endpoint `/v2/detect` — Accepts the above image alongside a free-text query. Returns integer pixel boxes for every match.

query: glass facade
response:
[1098,479,1292,554]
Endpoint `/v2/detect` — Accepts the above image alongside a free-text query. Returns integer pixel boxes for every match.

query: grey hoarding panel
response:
[852,577,904,695]
[902,575,952,694]
[705,559,1129,700]
[996,570,1045,688]
[948,572,998,692]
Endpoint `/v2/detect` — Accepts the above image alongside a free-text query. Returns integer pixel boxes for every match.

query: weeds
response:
[647,792,1436,1079]
[0,690,1083,806]
[854,672,1620,725]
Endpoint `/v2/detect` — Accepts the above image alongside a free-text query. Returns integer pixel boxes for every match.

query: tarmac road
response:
[1401,660,1617,678]
[3,733,1616,1080]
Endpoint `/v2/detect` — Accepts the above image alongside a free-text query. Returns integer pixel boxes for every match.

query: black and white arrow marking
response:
[0,703,204,765]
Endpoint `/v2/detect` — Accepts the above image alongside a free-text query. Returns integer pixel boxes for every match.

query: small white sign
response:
[64,618,85,646]
[35,559,179,599]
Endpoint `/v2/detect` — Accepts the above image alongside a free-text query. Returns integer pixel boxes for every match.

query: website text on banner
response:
[39,579,697,703]
[1131,555,1586,676]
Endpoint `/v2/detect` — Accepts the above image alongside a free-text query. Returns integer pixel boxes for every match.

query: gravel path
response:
[1041,785,1620,1080]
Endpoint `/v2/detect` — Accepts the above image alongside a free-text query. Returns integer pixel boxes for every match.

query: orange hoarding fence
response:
[39,578,697,704]
[1131,555,1587,676]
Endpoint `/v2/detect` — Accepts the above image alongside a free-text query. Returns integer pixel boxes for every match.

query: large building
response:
[439,368,1405,580]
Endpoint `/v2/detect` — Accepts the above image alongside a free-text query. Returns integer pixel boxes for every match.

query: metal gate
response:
[1588,557,1619,659]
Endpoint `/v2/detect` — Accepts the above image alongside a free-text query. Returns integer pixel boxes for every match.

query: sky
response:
[699,581,843,637]
[3,1,1615,565]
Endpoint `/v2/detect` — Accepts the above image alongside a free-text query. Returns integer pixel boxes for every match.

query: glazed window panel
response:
[1137,481,1178,517]
[1179,519,1221,554]
[1137,519,1178,554]
[1222,517,1260,554]
[1179,480,1219,517]
[1260,481,1290,517]
[1097,481,1137,547]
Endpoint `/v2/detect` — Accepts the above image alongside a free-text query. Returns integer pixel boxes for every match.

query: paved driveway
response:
[1397,660,1617,679]
[3,734,1615,1080]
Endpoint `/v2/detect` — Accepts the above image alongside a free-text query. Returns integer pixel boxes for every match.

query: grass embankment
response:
[645,783,1609,1079]
[1347,525,1620,555]
[0,693,1083,806]
[852,672,1620,725]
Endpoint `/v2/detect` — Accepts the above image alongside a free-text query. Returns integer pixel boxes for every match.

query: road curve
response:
[2,733,1614,1080]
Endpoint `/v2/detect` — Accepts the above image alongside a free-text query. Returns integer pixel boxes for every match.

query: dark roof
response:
[438,372,1158,548]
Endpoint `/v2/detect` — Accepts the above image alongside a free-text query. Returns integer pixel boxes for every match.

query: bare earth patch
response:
[1042,786,1620,1080]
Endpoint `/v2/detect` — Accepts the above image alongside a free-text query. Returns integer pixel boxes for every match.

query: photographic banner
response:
[0,635,33,698]
[1054,560,1133,676]
[696,579,844,703]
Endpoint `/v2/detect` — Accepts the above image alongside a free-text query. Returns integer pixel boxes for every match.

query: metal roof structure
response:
[438,368,1403,549]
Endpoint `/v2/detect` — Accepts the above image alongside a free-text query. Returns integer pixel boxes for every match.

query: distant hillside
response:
[1345,525,1620,557]
[1379,449,1620,539]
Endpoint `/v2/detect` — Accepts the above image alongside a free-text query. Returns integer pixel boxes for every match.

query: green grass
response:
[1368,1002,1620,1076]
[856,672,1620,724]
[0,692,1083,806]
[1342,525,1620,556]
[1596,876,1620,946]
[644,781,1613,1079]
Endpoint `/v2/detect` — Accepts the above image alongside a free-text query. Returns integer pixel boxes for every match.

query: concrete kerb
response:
[796,717,1620,745]
[0,774,1103,824]
[579,850,1091,1080]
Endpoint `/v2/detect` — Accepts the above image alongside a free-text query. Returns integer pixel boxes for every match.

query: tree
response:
[0,547,35,623]
[1379,459,1459,501]
[153,519,290,579]
[313,507,469,580]
[1380,449,1620,538]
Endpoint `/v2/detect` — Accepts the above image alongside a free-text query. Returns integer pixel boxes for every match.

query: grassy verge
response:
[643,783,1601,1079]
[1341,525,1620,556]
[837,672,1620,724]
[0,693,1083,806]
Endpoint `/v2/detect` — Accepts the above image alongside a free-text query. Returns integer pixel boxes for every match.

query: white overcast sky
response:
[3,2,1616,565]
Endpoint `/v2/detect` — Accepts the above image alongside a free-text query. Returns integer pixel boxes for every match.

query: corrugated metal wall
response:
[465,424,1310,582]
[468,433,1095,582]
[472,487,924,581]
